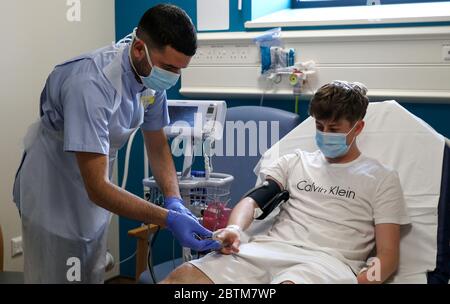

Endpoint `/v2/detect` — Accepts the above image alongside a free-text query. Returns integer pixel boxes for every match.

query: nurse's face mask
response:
[129,34,180,91]
[315,120,360,159]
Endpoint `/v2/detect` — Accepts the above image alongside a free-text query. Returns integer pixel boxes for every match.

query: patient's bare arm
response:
[227,197,258,231]
[213,197,257,254]
[357,223,400,284]
[215,176,283,254]
[228,176,283,230]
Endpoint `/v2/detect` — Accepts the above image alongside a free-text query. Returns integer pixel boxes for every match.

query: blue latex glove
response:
[164,197,198,222]
[166,210,222,252]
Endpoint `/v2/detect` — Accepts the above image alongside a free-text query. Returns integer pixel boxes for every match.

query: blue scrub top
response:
[39,44,170,156]
[11,43,173,284]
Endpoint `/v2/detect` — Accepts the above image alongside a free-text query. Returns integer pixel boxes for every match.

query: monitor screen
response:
[168,106,198,127]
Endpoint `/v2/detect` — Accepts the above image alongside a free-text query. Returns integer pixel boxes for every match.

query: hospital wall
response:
[0,0,119,278]
[115,0,450,278]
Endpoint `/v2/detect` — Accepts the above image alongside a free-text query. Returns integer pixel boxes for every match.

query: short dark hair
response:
[137,4,197,56]
[308,80,369,124]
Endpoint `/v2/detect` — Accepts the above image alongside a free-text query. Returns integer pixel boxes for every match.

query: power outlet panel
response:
[192,45,260,65]
[11,236,23,257]
[443,45,450,61]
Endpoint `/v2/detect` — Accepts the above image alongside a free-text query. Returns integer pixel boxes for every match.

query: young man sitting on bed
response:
[161,80,410,284]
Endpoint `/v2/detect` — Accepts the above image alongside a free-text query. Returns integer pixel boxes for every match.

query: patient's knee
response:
[160,263,191,284]
[160,263,212,284]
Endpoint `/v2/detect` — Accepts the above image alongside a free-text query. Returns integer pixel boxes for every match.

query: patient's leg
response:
[160,262,214,284]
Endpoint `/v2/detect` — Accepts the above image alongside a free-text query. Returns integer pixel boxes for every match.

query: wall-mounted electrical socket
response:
[192,45,259,65]
[442,45,450,61]
[11,236,23,257]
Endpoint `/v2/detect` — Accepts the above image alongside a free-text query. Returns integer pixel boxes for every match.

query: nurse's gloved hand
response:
[166,210,222,252]
[164,197,198,222]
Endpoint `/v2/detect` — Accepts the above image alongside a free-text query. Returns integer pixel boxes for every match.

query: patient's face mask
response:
[129,33,180,91]
[315,121,359,159]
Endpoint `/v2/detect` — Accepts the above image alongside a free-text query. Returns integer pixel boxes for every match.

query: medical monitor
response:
[165,100,227,140]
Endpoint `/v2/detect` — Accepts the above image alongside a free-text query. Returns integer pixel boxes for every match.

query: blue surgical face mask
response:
[129,35,180,91]
[315,122,359,159]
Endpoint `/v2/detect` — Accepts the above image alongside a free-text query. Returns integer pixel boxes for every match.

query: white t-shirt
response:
[255,149,410,273]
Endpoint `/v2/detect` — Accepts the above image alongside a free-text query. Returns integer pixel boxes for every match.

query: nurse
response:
[12,4,220,283]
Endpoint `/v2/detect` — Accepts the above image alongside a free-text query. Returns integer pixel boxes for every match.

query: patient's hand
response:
[213,227,241,255]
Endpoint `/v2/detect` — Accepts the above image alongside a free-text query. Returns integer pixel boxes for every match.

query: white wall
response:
[0,0,119,279]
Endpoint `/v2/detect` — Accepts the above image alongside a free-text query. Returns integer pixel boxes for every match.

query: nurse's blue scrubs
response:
[13,41,169,283]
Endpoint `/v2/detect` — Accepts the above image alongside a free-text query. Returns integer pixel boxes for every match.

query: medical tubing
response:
[181,164,193,179]
[172,236,176,270]
[204,137,214,180]
[259,75,274,107]
[206,153,213,179]
[204,155,210,180]
[112,127,140,265]
[147,249,156,284]
[121,128,140,189]
[259,91,265,107]
[119,250,137,265]
[114,28,136,49]
[108,123,139,220]
[144,145,149,181]
[147,226,161,283]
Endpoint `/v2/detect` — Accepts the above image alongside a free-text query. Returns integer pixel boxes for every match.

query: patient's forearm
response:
[357,251,399,284]
[227,197,258,231]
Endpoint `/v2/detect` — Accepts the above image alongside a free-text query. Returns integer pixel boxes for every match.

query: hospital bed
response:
[131,100,450,284]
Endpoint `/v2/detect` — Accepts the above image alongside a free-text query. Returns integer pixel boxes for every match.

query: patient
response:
[161,80,410,284]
